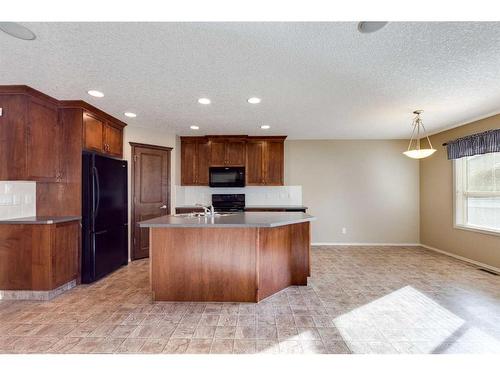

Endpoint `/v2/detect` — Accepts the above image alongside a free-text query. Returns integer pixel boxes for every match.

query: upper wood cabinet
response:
[209,137,246,166]
[0,86,127,182]
[264,139,285,185]
[181,137,210,185]
[104,121,123,157]
[180,135,286,186]
[246,139,265,185]
[82,112,104,152]
[0,88,64,182]
[246,137,285,186]
[83,112,124,158]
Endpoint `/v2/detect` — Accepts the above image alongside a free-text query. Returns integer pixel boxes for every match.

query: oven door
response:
[209,167,245,187]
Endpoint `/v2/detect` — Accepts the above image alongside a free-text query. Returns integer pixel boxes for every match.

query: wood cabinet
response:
[246,137,285,185]
[0,220,80,291]
[26,98,62,181]
[0,88,63,182]
[263,138,285,185]
[181,137,209,185]
[209,137,246,166]
[180,135,286,186]
[83,112,124,158]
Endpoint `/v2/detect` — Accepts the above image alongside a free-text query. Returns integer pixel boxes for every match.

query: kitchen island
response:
[139,212,315,302]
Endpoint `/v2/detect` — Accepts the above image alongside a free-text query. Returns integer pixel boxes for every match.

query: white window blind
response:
[454,152,500,234]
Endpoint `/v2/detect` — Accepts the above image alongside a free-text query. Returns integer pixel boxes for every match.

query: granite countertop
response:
[0,216,82,225]
[139,212,315,228]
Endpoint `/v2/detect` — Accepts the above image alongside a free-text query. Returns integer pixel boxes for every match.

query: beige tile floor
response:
[1,246,500,354]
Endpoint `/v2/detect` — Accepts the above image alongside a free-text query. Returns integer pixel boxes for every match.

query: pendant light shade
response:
[403,110,436,159]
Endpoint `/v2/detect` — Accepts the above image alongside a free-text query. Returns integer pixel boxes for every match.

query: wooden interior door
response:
[131,142,172,260]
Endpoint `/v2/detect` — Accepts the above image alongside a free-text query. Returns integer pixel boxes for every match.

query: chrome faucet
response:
[195,203,215,216]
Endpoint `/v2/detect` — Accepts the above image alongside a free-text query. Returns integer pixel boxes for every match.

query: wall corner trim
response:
[419,244,500,274]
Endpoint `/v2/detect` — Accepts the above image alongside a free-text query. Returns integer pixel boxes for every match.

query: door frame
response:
[129,142,172,260]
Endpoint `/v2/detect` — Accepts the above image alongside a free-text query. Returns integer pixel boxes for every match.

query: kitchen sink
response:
[173,212,236,218]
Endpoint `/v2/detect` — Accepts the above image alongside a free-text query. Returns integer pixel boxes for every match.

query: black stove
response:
[212,194,245,212]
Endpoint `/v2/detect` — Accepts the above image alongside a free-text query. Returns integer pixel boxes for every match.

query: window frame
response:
[453,154,500,236]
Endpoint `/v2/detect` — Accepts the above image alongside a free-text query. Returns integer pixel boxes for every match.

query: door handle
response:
[160,205,167,209]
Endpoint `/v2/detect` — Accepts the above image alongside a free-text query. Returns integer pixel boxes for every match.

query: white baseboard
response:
[420,244,500,275]
[312,242,421,246]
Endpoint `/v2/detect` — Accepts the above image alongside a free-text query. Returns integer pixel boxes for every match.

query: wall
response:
[0,181,36,219]
[123,126,177,260]
[175,185,302,206]
[285,140,420,244]
[420,114,500,269]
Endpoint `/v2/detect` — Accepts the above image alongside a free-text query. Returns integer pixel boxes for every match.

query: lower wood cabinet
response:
[0,220,80,291]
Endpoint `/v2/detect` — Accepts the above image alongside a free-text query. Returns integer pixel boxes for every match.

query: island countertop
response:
[139,212,315,228]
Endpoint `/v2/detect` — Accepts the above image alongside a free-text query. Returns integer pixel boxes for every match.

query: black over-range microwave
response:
[209,167,245,187]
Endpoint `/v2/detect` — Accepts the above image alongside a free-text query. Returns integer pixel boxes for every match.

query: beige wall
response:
[420,114,500,269]
[123,126,177,260]
[285,140,420,244]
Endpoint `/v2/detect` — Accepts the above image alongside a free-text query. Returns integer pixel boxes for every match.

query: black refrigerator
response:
[82,152,128,283]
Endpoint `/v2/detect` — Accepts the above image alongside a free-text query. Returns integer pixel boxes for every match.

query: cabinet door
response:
[51,222,79,289]
[26,99,61,182]
[104,123,123,157]
[83,112,104,153]
[181,141,197,185]
[196,140,210,185]
[226,140,246,166]
[0,95,27,180]
[246,140,265,185]
[264,140,284,185]
[210,140,226,166]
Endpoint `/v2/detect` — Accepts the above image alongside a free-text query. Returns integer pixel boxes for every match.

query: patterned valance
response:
[446,129,500,160]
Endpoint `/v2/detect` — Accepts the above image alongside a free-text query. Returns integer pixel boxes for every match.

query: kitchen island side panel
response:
[257,222,310,301]
[150,227,258,302]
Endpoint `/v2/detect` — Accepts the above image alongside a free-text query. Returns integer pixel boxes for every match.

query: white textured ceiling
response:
[1,22,500,139]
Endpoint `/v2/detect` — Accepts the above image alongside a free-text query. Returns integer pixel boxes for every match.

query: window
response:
[454,152,500,234]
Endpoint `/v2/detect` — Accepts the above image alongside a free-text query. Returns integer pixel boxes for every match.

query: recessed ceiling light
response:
[87,90,104,98]
[198,98,211,105]
[124,112,137,118]
[190,125,200,130]
[247,97,261,104]
[357,22,388,34]
[260,125,271,130]
[0,22,36,40]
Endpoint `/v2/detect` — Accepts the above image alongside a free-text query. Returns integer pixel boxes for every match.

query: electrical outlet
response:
[342,227,347,235]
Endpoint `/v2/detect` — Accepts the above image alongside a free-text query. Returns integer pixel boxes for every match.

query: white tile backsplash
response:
[0,181,36,220]
[175,185,302,206]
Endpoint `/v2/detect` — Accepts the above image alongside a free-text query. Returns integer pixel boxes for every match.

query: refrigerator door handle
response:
[93,166,100,220]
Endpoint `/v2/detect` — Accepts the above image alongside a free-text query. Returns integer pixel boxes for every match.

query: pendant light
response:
[403,110,436,159]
